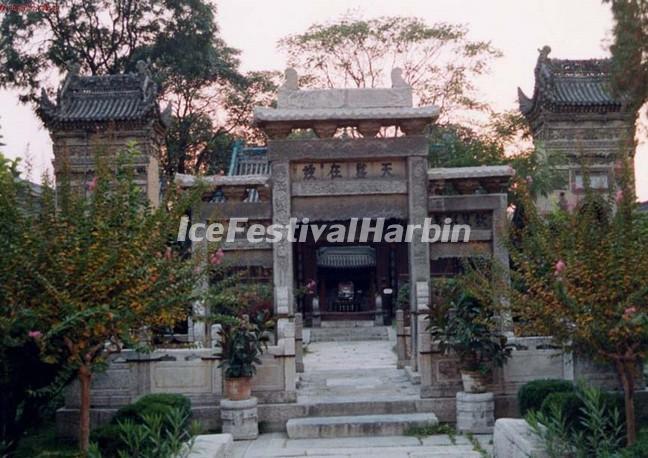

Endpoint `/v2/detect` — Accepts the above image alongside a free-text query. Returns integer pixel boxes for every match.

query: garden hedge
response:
[517,379,575,416]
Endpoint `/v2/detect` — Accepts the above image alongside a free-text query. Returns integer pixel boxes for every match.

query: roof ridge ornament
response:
[538,45,552,61]
[391,68,408,88]
[282,68,299,90]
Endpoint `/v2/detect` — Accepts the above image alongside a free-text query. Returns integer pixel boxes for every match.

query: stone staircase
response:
[307,321,390,342]
[287,327,440,439]
[286,412,438,439]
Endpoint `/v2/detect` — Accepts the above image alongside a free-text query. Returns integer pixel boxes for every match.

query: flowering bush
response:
[508,161,648,445]
[3,147,205,453]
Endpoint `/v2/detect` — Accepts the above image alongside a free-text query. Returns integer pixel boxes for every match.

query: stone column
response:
[190,212,209,345]
[406,155,432,391]
[374,294,384,326]
[492,193,512,335]
[311,297,321,327]
[396,310,409,369]
[294,313,304,373]
[270,160,294,316]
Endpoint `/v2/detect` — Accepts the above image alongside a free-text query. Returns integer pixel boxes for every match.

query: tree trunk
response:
[78,364,92,454]
[616,359,637,446]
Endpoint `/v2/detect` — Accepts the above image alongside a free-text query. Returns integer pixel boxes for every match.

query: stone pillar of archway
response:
[270,160,295,316]
[406,155,433,396]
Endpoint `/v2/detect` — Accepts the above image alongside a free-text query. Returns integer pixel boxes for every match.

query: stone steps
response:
[307,325,390,342]
[286,412,438,438]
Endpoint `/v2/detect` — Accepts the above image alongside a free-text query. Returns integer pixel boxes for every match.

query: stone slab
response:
[184,434,234,458]
[286,413,438,439]
[493,418,548,458]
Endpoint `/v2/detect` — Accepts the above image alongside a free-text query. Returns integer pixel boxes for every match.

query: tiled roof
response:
[518,46,627,117]
[38,62,170,126]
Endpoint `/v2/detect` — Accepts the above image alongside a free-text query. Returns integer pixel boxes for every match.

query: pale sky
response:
[0,0,646,199]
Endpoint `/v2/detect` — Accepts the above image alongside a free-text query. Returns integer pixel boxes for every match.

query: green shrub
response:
[541,389,626,434]
[517,379,574,416]
[621,427,648,457]
[528,384,625,457]
[112,394,191,426]
[540,391,584,431]
[91,394,192,457]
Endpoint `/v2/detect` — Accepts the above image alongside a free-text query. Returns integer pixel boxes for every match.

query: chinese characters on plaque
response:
[292,160,405,181]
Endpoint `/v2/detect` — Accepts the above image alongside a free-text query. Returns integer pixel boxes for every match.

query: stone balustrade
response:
[56,319,296,438]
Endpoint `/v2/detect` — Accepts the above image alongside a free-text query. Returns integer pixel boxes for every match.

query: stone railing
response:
[56,319,296,438]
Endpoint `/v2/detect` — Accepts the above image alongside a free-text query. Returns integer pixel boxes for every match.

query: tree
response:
[605,0,648,113]
[504,160,648,445]
[5,146,203,453]
[0,0,276,176]
[278,15,501,123]
[164,69,280,176]
[0,153,64,454]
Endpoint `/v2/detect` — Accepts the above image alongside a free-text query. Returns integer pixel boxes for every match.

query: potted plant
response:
[429,288,511,393]
[218,310,273,401]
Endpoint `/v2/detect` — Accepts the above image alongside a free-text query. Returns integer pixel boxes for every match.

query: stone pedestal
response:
[220,397,259,440]
[456,391,495,434]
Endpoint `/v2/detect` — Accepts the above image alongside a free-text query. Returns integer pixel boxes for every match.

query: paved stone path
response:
[232,432,493,457]
[233,336,496,457]
[298,335,420,403]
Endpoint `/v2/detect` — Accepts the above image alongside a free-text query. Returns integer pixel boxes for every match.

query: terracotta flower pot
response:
[224,376,252,401]
[460,370,487,393]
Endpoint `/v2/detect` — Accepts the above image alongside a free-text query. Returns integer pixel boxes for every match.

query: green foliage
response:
[606,0,648,112]
[620,427,648,457]
[279,14,501,122]
[12,421,78,458]
[396,282,410,310]
[428,282,511,374]
[92,394,193,458]
[540,391,587,431]
[0,153,72,452]
[508,155,648,444]
[527,383,625,457]
[517,379,575,416]
[90,404,200,458]
[1,145,205,452]
[0,0,278,176]
[218,312,273,379]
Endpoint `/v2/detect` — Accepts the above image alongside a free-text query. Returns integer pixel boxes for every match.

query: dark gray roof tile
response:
[38,62,167,126]
[518,46,628,118]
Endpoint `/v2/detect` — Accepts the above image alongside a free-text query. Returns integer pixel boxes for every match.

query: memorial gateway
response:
[38,47,640,438]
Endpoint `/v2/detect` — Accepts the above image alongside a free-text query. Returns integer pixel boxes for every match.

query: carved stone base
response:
[456,391,495,434]
[220,397,259,440]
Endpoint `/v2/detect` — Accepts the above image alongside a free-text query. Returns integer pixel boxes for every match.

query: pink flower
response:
[554,259,566,275]
[305,279,317,294]
[87,176,98,192]
[28,330,42,339]
[209,248,225,265]
[616,190,624,204]
[624,306,637,316]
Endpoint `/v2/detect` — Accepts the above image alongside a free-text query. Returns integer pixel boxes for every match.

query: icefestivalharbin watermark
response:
[177,217,471,244]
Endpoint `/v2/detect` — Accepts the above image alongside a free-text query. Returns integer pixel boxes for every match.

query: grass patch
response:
[404,423,457,443]
[14,422,79,458]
